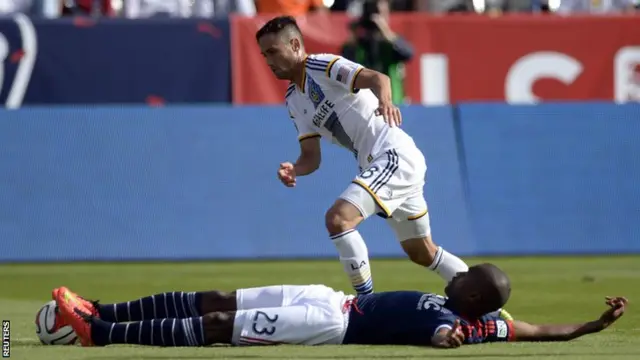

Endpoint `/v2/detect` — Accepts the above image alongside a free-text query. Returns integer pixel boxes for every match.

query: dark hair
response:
[255,16,302,41]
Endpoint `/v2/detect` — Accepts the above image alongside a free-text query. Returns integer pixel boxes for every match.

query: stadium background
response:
[0,2,640,359]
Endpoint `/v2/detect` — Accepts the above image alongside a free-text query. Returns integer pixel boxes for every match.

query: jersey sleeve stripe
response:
[306,58,331,67]
[285,84,295,99]
[306,58,332,72]
[325,57,339,77]
[350,67,364,94]
[351,179,392,217]
[298,133,321,141]
[306,64,328,72]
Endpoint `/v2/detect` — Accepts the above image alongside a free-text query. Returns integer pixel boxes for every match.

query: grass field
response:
[1,256,639,359]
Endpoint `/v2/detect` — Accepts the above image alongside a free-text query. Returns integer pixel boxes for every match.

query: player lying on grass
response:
[54,263,627,349]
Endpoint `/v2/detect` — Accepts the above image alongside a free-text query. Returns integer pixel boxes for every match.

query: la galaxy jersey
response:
[285,53,416,169]
[342,291,515,346]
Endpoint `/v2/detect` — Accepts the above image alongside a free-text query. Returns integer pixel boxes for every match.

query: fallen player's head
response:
[256,16,305,80]
[444,263,511,318]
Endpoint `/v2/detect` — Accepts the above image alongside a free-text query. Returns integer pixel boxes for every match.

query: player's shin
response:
[90,316,210,347]
[331,229,374,295]
[98,291,203,322]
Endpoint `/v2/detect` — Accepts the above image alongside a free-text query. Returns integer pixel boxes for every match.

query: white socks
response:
[428,246,469,283]
[331,229,373,295]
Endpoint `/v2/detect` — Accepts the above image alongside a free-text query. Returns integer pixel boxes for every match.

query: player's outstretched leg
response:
[59,303,231,347]
[55,286,239,322]
[325,199,374,295]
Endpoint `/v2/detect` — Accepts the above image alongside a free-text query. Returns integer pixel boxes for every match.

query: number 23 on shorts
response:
[252,311,279,336]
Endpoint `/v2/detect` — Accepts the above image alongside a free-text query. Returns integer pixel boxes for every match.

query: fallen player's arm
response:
[352,68,393,104]
[294,135,321,176]
[431,321,465,349]
[512,320,604,342]
[513,296,628,342]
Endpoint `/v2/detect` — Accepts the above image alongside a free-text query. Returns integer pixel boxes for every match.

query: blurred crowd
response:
[1,0,639,18]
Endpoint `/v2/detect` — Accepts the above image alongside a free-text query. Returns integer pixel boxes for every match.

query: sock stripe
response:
[330,229,355,240]
[140,299,144,320]
[152,295,157,318]
[180,293,187,318]
[164,293,169,319]
[349,268,371,282]
[172,292,180,318]
[198,317,205,345]
[186,319,197,346]
[188,319,197,346]
[124,323,130,344]
[180,319,190,345]
[113,304,118,322]
[170,319,176,346]
[188,292,199,317]
[150,320,154,345]
[108,323,115,343]
[160,319,166,345]
[354,278,373,292]
[127,301,131,322]
[138,320,143,344]
[429,247,444,271]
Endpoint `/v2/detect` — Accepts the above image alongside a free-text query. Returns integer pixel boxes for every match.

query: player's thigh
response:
[236,285,328,310]
[346,148,426,219]
[386,194,432,242]
[231,305,347,346]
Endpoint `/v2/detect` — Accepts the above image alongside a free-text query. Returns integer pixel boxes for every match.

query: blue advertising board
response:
[0,103,639,262]
[0,15,230,107]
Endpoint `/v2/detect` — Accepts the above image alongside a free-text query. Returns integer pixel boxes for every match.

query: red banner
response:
[231,14,640,105]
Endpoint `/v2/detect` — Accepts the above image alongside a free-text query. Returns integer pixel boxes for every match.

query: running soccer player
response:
[256,15,468,296]
[55,263,627,348]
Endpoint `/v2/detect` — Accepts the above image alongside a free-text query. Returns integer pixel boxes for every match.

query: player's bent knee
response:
[202,311,236,344]
[203,311,234,324]
[400,236,439,267]
[200,290,237,313]
[388,213,431,243]
[325,199,364,235]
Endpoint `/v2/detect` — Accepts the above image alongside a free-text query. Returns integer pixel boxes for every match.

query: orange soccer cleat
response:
[54,286,95,347]
[51,286,100,318]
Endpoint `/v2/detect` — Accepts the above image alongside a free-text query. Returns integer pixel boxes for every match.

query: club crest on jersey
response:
[307,77,325,109]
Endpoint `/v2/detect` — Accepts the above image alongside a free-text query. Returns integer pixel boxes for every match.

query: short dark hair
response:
[255,16,302,42]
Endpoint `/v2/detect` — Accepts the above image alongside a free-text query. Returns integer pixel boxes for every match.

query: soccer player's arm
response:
[429,315,466,348]
[510,320,604,342]
[487,296,627,343]
[288,106,321,176]
[310,55,392,102]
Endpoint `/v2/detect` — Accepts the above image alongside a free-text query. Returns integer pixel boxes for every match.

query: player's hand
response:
[599,296,628,328]
[432,319,465,349]
[277,162,297,187]
[375,100,402,128]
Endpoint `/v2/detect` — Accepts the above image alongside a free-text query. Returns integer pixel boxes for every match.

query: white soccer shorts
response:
[232,285,352,346]
[340,146,431,241]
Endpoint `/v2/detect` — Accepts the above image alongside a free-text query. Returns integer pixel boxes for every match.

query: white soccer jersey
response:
[285,53,416,169]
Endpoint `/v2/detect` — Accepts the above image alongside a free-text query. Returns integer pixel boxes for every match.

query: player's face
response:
[259,33,298,80]
[444,271,468,299]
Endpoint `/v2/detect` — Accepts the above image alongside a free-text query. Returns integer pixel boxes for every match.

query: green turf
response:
[1,256,638,359]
